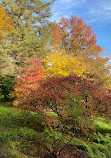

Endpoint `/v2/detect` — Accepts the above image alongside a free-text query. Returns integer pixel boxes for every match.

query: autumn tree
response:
[1,0,55,69]
[50,15,110,80]
[51,16,102,57]
[85,56,111,79]
[102,75,111,89]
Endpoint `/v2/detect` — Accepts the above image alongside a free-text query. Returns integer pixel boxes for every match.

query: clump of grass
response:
[0,105,44,130]
[0,106,23,128]
[94,117,111,133]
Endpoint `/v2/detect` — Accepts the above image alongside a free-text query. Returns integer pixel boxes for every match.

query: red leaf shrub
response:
[12,58,111,131]
[35,75,111,130]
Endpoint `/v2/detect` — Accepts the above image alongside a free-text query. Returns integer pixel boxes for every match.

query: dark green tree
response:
[0,75,15,102]
[2,0,55,68]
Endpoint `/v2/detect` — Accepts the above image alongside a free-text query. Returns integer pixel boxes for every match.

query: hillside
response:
[0,103,111,158]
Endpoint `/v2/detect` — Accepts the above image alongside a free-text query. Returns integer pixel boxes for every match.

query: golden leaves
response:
[0,4,14,42]
[43,51,86,77]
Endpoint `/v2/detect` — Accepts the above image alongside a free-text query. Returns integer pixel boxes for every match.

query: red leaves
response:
[11,58,45,107]
[35,74,111,119]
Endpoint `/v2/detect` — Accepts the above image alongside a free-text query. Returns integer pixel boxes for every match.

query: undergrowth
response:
[0,103,111,158]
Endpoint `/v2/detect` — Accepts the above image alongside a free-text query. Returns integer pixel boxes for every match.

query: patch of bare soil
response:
[42,145,89,158]
[59,145,88,158]
[0,144,9,158]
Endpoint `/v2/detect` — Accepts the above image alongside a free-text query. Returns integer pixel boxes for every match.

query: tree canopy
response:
[51,16,102,58]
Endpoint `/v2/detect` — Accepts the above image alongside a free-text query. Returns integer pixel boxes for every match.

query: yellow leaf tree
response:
[43,51,86,77]
[0,3,14,43]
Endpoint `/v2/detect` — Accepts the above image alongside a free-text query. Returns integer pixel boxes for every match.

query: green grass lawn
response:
[0,103,111,158]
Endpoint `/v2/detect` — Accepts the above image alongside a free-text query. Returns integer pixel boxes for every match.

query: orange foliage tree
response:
[51,15,102,58]
[0,3,14,43]
[50,15,110,80]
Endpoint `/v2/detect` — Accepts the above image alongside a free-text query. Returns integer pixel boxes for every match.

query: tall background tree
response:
[1,0,55,70]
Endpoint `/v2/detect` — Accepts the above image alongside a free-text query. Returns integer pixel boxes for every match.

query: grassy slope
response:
[0,103,111,158]
[0,103,46,158]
